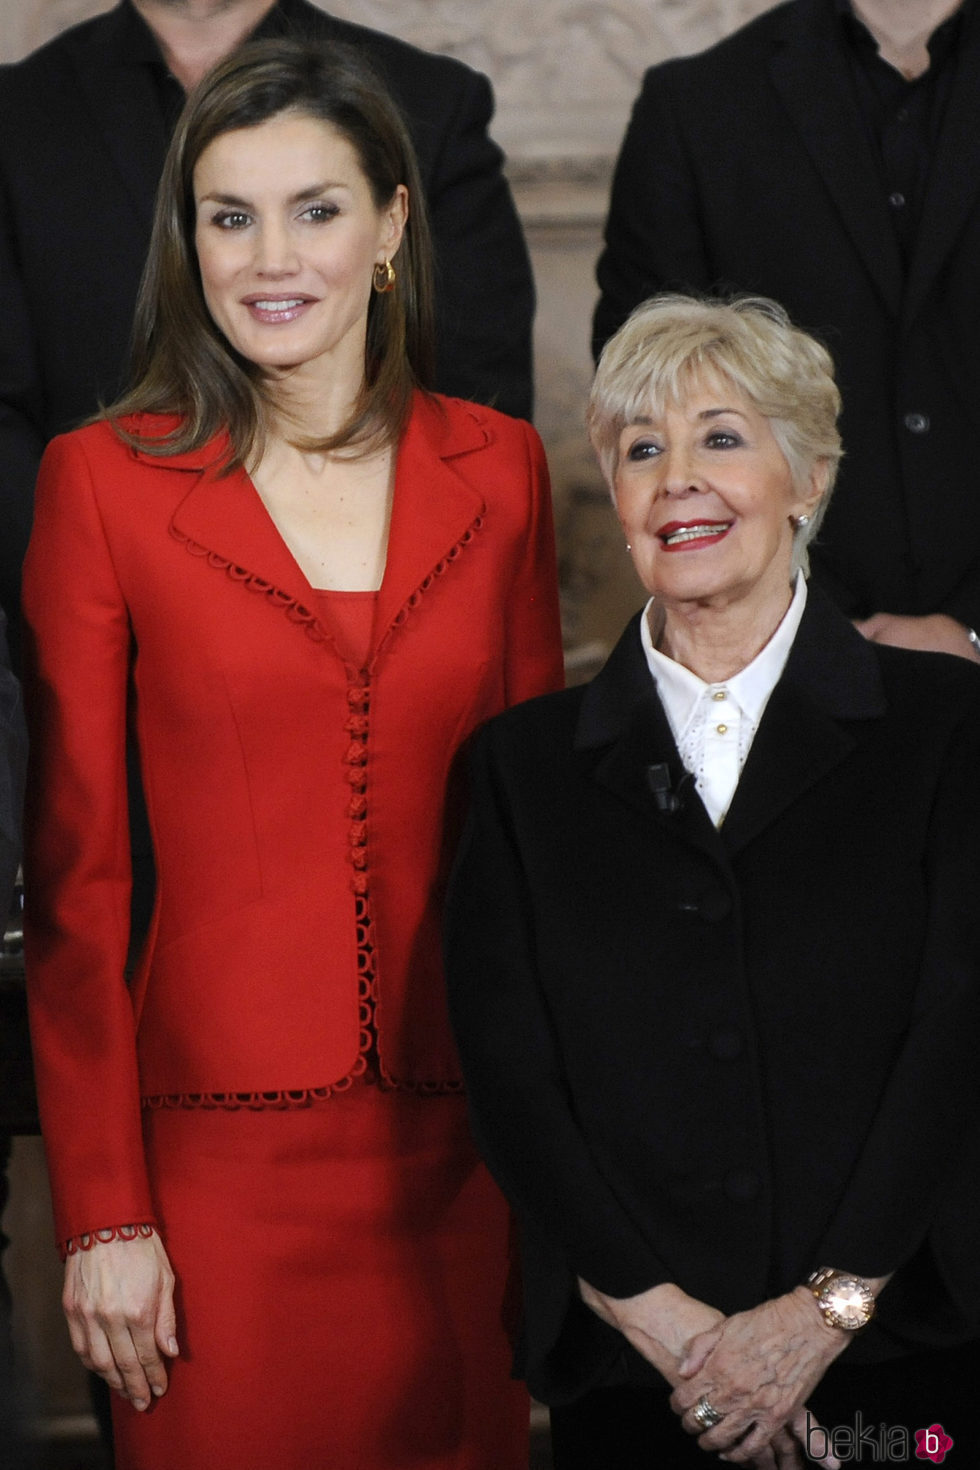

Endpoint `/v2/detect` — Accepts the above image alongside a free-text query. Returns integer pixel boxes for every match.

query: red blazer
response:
[23,391,563,1245]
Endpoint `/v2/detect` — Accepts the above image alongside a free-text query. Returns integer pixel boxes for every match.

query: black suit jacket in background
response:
[446,587,980,1402]
[594,0,980,632]
[0,608,25,911]
[0,604,30,1138]
[0,0,535,620]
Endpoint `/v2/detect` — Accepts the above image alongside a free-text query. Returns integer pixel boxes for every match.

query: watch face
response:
[819,1276,874,1330]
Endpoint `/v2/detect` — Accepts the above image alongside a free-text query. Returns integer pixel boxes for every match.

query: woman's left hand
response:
[669,1287,848,1463]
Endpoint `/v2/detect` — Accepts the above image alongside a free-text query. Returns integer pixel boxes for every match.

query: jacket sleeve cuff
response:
[61,1221,157,1263]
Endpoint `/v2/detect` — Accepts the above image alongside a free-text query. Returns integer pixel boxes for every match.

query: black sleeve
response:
[939,562,980,640]
[0,159,46,622]
[814,701,980,1282]
[425,68,535,421]
[593,65,712,360]
[445,722,671,1299]
[0,605,26,910]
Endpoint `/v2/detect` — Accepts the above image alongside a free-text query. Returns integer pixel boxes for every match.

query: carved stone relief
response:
[322,0,773,159]
[0,0,112,64]
[2,0,773,159]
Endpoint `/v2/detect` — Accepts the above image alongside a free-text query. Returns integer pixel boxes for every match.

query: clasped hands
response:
[579,1278,849,1469]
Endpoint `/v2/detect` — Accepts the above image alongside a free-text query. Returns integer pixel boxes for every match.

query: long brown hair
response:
[108,38,435,465]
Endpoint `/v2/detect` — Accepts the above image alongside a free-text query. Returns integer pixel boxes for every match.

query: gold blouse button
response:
[716,723,728,735]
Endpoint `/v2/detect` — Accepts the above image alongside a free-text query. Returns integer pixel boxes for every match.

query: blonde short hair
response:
[587,294,843,573]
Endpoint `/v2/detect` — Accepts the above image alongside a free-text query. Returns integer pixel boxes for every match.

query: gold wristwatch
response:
[805,1267,876,1331]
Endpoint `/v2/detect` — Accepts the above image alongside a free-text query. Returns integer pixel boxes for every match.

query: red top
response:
[23,391,564,1246]
[313,589,378,671]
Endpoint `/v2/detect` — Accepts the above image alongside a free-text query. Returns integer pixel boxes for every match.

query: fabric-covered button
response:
[709,1029,743,1060]
[724,1168,760,1201]
[697,890,732,922]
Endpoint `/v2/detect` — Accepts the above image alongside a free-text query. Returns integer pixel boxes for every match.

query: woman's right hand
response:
[672,1291,847,1468]
[63,1231,179,1411]
[578,1279,829,1470]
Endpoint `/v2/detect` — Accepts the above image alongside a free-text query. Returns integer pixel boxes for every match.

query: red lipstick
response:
[657,519,733,551]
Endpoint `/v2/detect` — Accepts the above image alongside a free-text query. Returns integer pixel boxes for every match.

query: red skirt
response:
[112,1086,529,1470]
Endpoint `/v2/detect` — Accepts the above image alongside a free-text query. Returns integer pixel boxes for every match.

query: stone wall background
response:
[1,0,774,1427]
[4,0,770,159]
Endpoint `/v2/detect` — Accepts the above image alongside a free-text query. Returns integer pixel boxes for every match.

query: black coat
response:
[593,0,980,630]
[446,587,980,1402]
[0,606,25,911]
[0,0,535,619]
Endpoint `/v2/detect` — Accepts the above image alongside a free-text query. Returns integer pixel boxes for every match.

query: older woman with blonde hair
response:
[447,294,980,1469]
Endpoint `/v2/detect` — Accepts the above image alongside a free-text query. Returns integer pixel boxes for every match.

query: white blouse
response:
[640,575,807,827]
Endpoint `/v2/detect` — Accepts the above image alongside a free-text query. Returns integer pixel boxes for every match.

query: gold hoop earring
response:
[372,259,397,293]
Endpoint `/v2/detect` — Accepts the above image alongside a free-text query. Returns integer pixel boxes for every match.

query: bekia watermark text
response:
[805,1412,954,1463]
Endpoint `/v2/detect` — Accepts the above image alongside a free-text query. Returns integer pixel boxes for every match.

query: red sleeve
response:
[22,431,156,1249]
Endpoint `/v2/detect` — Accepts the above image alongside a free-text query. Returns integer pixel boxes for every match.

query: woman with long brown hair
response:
[23,39,562,1470]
